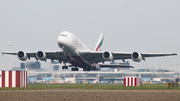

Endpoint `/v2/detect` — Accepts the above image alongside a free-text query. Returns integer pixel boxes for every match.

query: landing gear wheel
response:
[62,66,68,69]
[71,68,78,71]
[83,68,90,71]
[75,68,79,71]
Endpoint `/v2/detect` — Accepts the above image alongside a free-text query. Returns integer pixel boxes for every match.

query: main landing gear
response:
[62,65,79,71]
[62,62,68,69]
[83,68,90,71]
[62,66,68,69]
[71,68,79,71]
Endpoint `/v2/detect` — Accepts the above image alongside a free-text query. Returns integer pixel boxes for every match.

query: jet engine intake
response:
[102,51,113,61]
[131,52,142,62]
[17,51,27,61]
[36,51,47,61]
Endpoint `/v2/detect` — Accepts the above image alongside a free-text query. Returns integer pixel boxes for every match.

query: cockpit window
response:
[60,34,67,37]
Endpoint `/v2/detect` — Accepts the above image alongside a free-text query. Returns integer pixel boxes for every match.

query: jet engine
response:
[102,51,113,61]
[17,51,27,61]
[36,51,47,61]
[131,52,142,62]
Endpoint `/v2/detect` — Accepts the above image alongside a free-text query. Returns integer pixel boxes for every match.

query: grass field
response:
[1,84,180,90]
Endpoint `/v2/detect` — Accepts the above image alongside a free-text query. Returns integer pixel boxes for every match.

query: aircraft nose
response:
[57,31,73,48]
[57,34,71,48]
[57,35,65,48]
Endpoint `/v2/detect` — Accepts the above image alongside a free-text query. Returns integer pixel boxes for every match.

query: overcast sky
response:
[0,1,180,71]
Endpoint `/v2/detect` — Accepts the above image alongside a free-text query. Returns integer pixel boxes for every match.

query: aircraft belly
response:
[66,56,88,68]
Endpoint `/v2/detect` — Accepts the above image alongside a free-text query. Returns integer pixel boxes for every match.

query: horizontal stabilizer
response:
[99,64,134,68]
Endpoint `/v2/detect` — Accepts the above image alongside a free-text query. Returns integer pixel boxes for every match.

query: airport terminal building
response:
[13,61,179,84]
[28,69,178,84]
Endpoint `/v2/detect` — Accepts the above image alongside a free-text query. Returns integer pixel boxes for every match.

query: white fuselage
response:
[65,78,76,83]
[57,31,92,68]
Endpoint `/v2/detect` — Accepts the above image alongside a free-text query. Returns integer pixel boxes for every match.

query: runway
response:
[0,89,180,101]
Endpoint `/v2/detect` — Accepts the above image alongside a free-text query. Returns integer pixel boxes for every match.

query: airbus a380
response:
[2,31,177,71]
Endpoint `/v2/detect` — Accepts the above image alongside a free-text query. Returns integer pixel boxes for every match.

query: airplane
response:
[139,74,151,83]
[93,72,100,84]
[2,31,177,71]
[27,77,37,84]
[64,73,76,83]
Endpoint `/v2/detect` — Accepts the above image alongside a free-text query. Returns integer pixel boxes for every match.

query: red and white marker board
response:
[0,71,27,87]
[124,77,140,86]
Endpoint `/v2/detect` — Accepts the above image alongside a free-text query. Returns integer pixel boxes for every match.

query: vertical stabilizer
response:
[94,33,104,51]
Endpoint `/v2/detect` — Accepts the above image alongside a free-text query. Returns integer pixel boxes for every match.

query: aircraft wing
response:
[2,51,36,57]
[99,64,134,68]
[79,51,177,63]
[2,51,68,63]
[112,52,177,60]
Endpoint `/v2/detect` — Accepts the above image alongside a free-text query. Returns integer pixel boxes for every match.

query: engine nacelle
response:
[102,51,113,61]
[91,64,101,71]
[131,52,142,62]
[17,51,27,61]
[36,51,47,61]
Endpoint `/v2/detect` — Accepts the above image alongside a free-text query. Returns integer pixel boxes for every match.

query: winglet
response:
[172,53,178,55]
[94,33,104,51]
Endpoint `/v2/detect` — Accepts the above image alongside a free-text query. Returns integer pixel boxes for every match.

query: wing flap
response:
[141,53,177,57]
[99,64,134,68]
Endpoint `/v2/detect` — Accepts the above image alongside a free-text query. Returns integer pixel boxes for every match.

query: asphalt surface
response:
[0,89,180,101]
